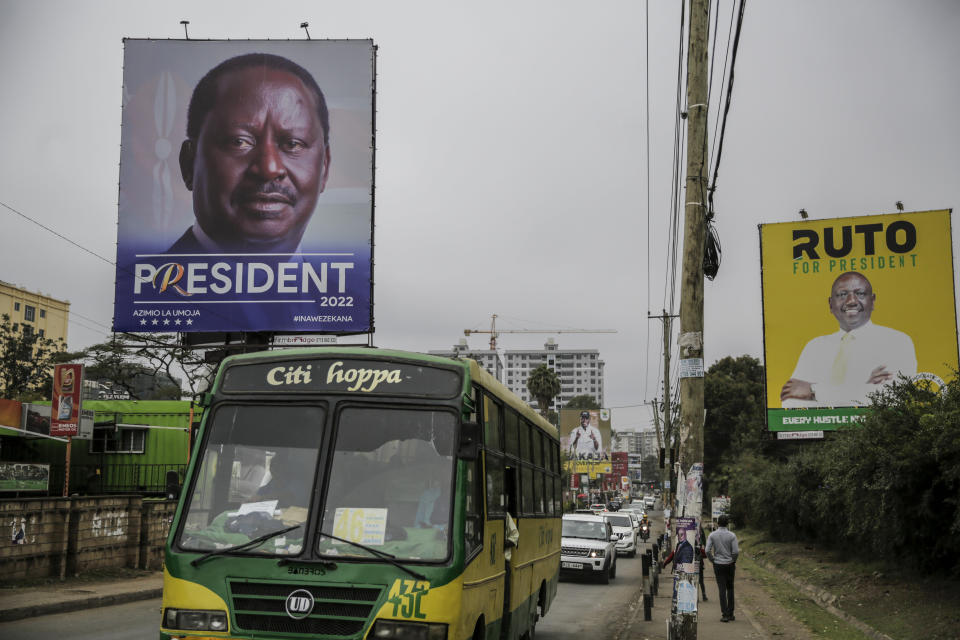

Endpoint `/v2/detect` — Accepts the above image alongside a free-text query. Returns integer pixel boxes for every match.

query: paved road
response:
[0,598,162,640]
[538,547,650,640]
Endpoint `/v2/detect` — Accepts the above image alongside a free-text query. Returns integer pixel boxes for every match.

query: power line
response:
[0,199,115,266]
[709,0,738,174]
[707,0,746,218]
[663,0,687,317]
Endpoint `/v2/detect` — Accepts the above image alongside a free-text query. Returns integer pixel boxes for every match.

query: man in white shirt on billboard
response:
[569,411,603,459]
[780,271,916,407]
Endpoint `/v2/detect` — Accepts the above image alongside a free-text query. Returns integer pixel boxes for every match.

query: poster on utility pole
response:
[760,209,958,431]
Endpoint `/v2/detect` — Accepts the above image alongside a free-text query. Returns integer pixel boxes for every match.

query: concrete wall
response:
[0,496,177,582]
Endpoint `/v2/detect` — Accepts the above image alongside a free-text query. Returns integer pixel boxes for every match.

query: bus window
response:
[504,411,520,458]
[177,405,325,557]
[485,452,505,517]
[464,457,483,557]
[483,394,502,451]
[319,408,456,562]
[532,429,543,469]
[533,469,545,515]
[521,466,534,516]
[519,419,531,462]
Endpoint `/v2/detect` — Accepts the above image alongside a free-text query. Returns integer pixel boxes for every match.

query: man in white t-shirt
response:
[569,411,602,459]
[780,271,916,407]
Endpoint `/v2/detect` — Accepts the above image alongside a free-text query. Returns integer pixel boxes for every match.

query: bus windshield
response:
[177,404,325,556]
[319,407,456,562]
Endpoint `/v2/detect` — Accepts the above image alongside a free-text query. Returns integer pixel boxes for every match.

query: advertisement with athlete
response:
[760,209,958,430]
[113,40,375,333]
[560,408,612,478]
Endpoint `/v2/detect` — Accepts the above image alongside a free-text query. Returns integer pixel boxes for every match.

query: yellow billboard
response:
[760,209,957,430]
[560,408,612,478]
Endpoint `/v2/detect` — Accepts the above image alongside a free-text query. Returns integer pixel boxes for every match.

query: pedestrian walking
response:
[697,525,708,601]
[705,514,739,622]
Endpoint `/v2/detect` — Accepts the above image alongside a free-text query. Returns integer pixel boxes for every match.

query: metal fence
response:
[42,463,187,497]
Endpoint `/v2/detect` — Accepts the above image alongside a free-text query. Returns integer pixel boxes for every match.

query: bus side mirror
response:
[458,421,481,460]
[166,470,181,500]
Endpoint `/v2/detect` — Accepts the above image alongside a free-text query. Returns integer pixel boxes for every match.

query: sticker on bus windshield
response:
[237,500,278,516]
[332,507,388,546]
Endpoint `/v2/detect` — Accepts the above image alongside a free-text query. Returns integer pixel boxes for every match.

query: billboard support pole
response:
[673,0,710,636]
[62,436,72,498]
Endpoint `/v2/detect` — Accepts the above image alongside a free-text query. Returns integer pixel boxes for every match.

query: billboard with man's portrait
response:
[560,408,612,478]
[113,40,375,334]
[760,209,958,430]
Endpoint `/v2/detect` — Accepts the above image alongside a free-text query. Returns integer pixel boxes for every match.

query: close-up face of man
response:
[828,272,875,331]
[180,64,330,252]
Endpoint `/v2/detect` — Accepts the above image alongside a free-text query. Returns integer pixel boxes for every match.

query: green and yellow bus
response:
[161,348,561,640]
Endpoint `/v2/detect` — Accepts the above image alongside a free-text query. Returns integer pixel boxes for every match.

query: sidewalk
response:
[622,569,772,640]
[0,572,163,622]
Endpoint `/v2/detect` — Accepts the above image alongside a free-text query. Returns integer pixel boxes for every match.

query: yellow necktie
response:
[831,333,853,384]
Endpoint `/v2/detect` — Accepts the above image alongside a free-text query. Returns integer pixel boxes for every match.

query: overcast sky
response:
[2,0,958,431]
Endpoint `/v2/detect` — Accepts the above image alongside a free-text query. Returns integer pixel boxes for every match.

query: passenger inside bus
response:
[234,446,267,498]
[257,449,313,510]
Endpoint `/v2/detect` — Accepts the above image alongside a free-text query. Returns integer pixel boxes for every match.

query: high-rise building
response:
[502,339,604,411]
[428,339,503,380]
[0,281,70,346]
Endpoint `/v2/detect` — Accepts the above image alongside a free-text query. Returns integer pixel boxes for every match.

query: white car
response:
[644,495,656,508]
[603,513,638,557]
[560,514,618,583]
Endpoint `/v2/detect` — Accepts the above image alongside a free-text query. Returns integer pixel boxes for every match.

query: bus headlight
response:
[163,608,228,631]
[371,620,447,640]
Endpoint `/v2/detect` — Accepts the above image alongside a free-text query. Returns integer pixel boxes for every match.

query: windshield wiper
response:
[190,524,302,567]
[318,532,427,581]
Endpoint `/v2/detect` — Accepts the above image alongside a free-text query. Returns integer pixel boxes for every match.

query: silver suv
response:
[560,513,618,583]
[603,512,638,557]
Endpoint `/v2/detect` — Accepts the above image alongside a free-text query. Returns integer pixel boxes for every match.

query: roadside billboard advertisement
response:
[22,403,50,437]
[711,496,731,520]
[760,209,958,430]
[0,463,50,493]
[51,364,83,437]
[113,40,376,334]
[560,408,612,479]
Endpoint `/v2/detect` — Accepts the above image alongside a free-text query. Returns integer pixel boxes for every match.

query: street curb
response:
[746,554,896,640]
[0,588,163,623]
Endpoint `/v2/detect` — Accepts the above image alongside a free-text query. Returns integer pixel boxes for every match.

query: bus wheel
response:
[472,618,484,640]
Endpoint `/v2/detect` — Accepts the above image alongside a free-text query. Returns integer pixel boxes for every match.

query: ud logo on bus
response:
[285,589,315,620]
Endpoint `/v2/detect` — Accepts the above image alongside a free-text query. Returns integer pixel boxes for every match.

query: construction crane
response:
[464,314,617,350]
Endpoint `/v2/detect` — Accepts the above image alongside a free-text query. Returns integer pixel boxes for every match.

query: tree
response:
[526,364,560,419]
[71,333,215,400]
[703,355,768,494]
[564,394,600,410]
[0,314,67,400]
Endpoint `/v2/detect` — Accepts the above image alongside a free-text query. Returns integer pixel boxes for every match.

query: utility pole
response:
[673,0,710,637]
[648,310,677,514]
[661,311,674,514]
